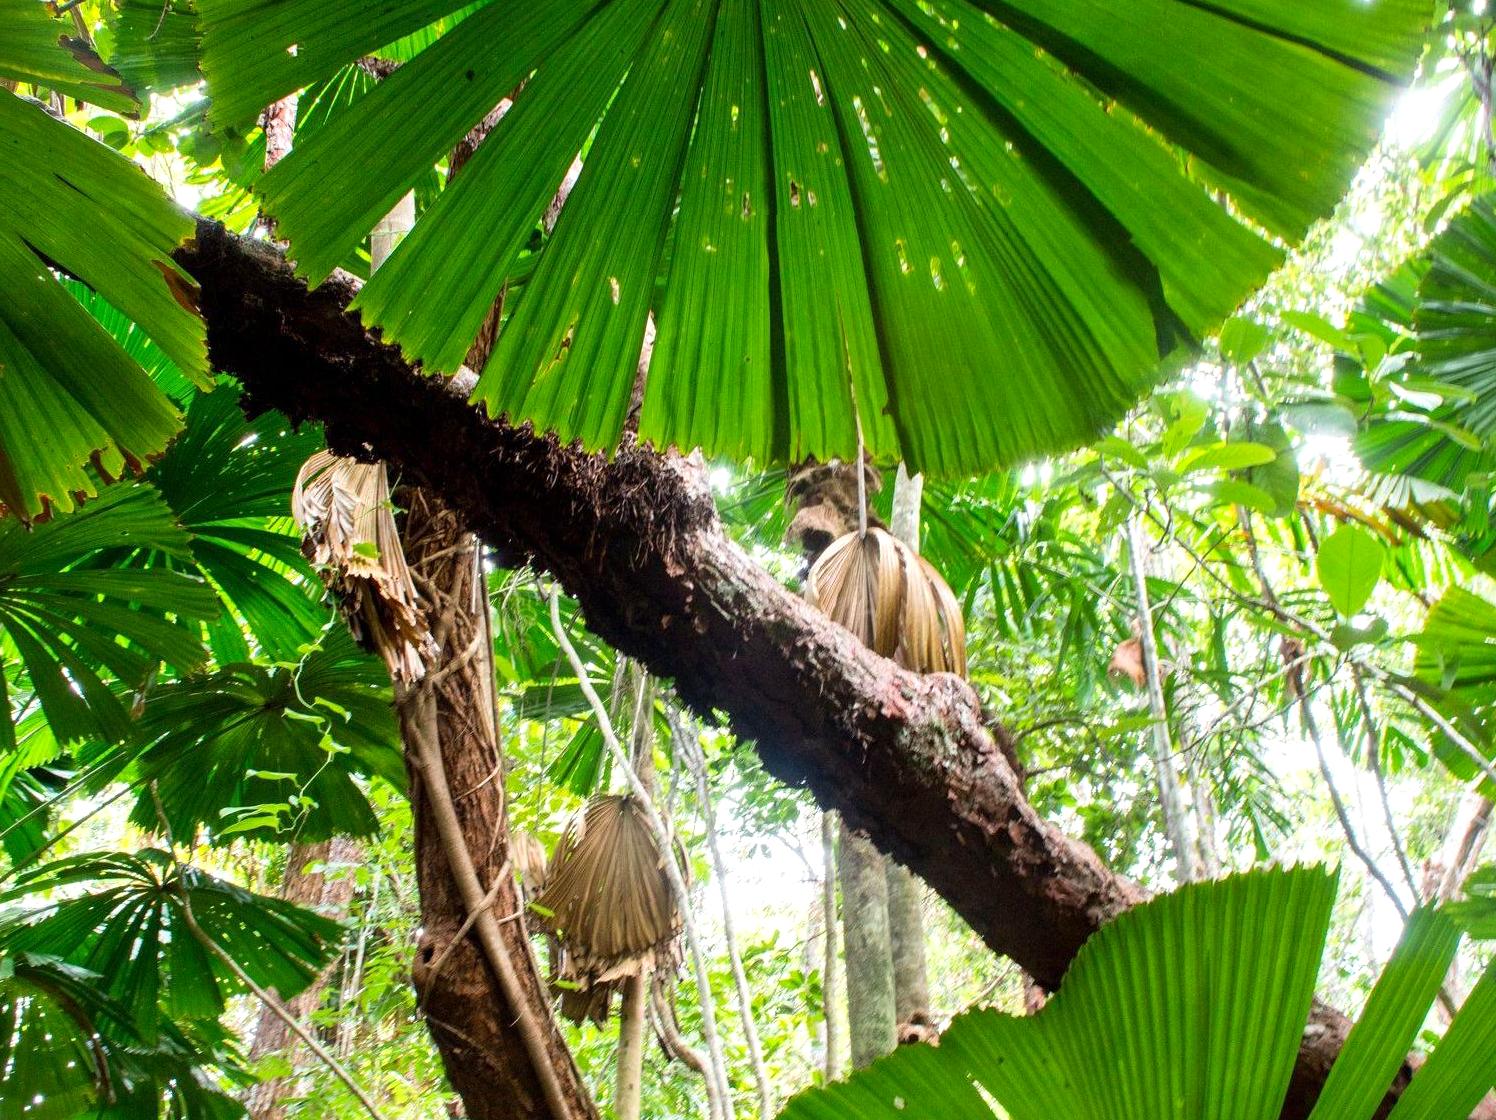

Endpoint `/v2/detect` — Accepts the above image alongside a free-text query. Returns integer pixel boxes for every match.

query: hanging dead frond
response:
[806,527,966,676]
[292,450,433,683]
[535,794,682,1025]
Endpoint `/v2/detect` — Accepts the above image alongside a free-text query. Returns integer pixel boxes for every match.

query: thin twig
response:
[671,707,775,1118]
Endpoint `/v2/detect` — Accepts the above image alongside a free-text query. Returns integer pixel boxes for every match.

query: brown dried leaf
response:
[807,527,967,675]
[536,795,682,1024]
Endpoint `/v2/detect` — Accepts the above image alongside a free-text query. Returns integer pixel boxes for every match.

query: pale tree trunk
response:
[615,974,648,1120]
[884,466,931,1030]
[789,460,900,1071]
[820,812,843,1081]
[614,670,655,1120]
[838,822,897,1069]
[1125,515,1201,882]
[246,837,360,1120]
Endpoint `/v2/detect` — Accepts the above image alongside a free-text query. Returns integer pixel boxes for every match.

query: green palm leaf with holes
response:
[0,2,208,521]
[105,629,401,844]
[0,849,343,1034]
[201,0,1429,475]
[0,0,136,112]
[0,486,215,754]
[144,383,327,663]
[777,867,1496,1120]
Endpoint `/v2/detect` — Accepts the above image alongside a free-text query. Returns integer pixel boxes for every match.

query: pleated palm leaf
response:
[535,794,682,1024]
[807,527,967,676]
[292,449,433,683]
[187,0,1428,479]
[780,866,1496,1120]
[1343,195,1496,496]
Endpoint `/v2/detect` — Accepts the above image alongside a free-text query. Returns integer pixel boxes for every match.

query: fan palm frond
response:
[807,527,966,676]
[535,795,682,1024]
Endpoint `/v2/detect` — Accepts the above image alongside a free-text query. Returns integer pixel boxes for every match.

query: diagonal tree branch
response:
[174,220,1440,1119]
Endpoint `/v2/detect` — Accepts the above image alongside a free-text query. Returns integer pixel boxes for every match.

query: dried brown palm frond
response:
[292,450,433,683]
[806,527,966,677]
[535,794,682,1025]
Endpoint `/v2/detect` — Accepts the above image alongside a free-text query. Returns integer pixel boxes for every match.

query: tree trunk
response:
[838,821,896,1070]
[885,868,929,1029]
[177,222,1445,1118]
[615,974,647,1120]
[885,465,932,1030]
[820,812,843,1082]
[397,490,596,1120]
[246,837,359,1120]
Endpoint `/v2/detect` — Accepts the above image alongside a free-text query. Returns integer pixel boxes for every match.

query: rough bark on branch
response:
[174,220,1408,1118]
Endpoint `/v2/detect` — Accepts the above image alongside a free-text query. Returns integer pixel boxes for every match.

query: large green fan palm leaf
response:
[778,868,1496,1120]
[201,0,1430,475]
[0,486,215,752]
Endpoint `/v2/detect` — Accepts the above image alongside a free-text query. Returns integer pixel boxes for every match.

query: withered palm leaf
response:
[806,527,966,676]
[291,450,432,683]
[536,794,682,1024]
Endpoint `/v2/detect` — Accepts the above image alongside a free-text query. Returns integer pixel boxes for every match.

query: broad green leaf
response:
[0,486,214,746]
[779,866,1337,1120]
[1411,587,1496,790]
[1349,197,1496,493]
[1413,587,1496,698]
[348,0,658,372]
[105,0,202,97]
[0,0,136,112]
[1285,309,1358,353]
[206,0,1428,475]
[2,851,343,1032]
[1207,479,1279,514]
[1095,436,1150,471]
[1241,420,1300,518]
[1176,442,1277,474]
[480,0,720,451]
[1385,963,1496,1120]
[1317,525,1385,617]
[1308,908,1462,1120]
[1444,865,1496,939]
[1219,317,1273,365]
[145,384,326,662]
[0,92,207,520]
[113,631,400,844]
[258,0,599,289]
[1161,393,1211,458]
[197,0,478,127]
